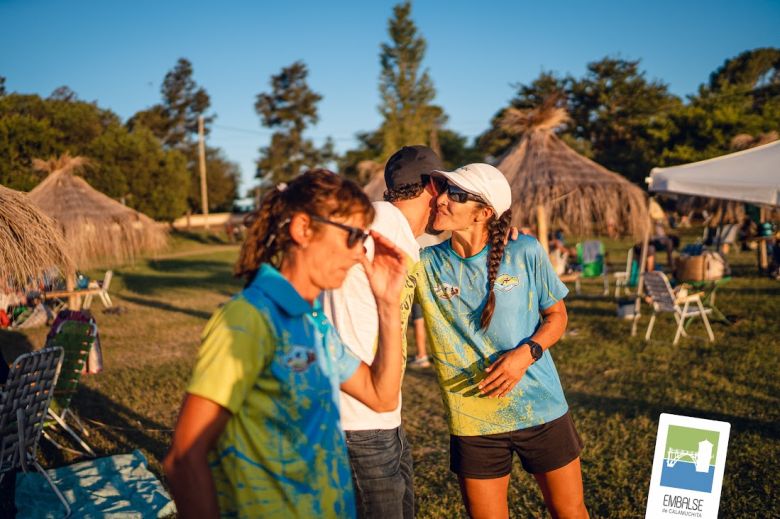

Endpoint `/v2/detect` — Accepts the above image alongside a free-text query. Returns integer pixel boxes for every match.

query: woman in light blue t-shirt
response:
[416,164,588,519]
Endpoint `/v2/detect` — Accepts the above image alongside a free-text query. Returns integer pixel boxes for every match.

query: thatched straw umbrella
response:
[28,154,167,268]
[0,184,73,290]
[361,160,387,202]
[495,104,650,239]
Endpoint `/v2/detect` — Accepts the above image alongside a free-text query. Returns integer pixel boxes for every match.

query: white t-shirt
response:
[323,201,420,431]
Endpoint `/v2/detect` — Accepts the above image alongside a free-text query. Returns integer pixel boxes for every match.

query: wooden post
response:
[537,205,549,254]
[66,269,78,310]
[198,115,210,231]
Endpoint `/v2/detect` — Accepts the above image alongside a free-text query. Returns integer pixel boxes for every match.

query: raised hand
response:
[361,230,407,307]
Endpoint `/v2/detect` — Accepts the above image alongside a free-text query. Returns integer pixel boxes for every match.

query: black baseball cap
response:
[384,145,443,190]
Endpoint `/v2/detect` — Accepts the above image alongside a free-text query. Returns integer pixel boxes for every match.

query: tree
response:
[0,76,6,96]
[255,61,331,183]
[478,59,679,184]
[49,85,78,102]
[567,58,680,183]
[378,1,441,158]
[128,58,213,149]
[0,93,191,220]
[660,49,780,166]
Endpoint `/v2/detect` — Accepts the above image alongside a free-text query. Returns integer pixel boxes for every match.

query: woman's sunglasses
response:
[309,214,370,248]
[423,175,486,204]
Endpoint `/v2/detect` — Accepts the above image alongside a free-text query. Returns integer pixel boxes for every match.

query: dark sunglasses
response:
[309,214,370,248]
[422,175,485,204]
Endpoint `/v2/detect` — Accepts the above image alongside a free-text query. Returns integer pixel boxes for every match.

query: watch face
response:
[530,342,543,361]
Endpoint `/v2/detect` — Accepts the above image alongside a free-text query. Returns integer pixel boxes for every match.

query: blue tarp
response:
[16,450,175,518]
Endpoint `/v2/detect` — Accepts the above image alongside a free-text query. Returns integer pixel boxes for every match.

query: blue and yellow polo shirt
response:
[187,264,360,518]
[416,235,570,436]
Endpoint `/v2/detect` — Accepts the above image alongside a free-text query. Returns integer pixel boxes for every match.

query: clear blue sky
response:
[2,0,779,194]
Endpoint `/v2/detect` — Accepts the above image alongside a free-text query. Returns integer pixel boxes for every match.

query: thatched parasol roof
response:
[495,104,650,239]
[0,184,73,289]
[360,160,387,202]
[27,154,167,268]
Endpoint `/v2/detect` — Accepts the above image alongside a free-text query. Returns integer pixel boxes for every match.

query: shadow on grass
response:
[567,390,780,441]
[171,230,230,245]
[41,384,173,467]
[0,330,37,362]
[121,259,240,296]
[120,294,214,320]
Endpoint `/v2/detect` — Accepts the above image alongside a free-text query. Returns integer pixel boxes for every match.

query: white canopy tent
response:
[648,140,780,207]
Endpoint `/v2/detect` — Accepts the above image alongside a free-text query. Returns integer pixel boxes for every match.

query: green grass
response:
[2,231,777,517]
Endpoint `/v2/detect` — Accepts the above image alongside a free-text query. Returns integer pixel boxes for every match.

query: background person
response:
[417,164,588,519]
[164,170,406,518]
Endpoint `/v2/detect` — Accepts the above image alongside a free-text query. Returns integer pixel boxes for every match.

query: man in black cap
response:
[323,145,443,519]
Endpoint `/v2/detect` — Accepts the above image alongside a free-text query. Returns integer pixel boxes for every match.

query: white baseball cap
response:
[432,163,512,216]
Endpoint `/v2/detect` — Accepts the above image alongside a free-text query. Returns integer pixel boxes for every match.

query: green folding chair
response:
[575,240,609,296]
[42,320,97,457]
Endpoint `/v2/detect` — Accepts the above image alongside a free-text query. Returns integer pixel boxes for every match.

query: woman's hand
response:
[361,230,407,307]
[478,346,534,398]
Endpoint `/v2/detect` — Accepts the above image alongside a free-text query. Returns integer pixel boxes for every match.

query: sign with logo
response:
[646,414,730,518]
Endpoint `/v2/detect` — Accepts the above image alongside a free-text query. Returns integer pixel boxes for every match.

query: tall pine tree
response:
[378,1,442,158]
[255,61,332,183]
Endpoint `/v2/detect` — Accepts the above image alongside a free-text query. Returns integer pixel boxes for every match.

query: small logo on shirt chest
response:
[434,283,461,300]
[494,274,519,291]
[285,345,317,372]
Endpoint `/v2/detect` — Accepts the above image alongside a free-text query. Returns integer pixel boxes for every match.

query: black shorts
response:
[450,412,584,478]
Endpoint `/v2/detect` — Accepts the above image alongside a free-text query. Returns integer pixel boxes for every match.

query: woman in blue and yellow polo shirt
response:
[416,164,588,519]
[164,170,407,518]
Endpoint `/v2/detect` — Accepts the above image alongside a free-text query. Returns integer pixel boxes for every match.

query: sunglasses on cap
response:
[423,176,486,205]
[309,214,370,248]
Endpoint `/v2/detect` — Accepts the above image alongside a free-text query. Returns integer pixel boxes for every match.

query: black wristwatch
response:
[524,340,544,363]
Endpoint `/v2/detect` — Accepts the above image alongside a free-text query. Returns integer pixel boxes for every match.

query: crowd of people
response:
[164,146,588,518]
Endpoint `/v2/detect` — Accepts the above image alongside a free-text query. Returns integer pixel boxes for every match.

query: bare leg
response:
[413,318,427,359]
[533,457,588,519]
[458,474,510,519]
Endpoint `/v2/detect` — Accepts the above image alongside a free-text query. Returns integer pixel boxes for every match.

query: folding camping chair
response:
[575,240,609,295]
[0,347,70,517]
[643,271,715,345]
[613,247,635,298]
[42,320,97,457]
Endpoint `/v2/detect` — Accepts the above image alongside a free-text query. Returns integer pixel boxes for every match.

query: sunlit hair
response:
[480,208,513,330]
[235,169,374,284]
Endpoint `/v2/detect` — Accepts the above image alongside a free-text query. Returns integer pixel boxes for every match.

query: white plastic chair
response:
[643,271,715,345]
[0,347,70,517]
[613,247,634,298]
[82,270,113,309]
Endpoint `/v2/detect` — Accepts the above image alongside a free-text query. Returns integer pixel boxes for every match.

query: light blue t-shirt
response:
[416,235,570,436]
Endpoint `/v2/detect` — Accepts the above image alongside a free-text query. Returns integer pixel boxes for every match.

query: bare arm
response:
[479,300,568,398]
[163,394,231,519]
[340,230,406,412]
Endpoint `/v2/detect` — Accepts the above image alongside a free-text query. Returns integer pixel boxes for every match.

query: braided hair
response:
[235,169,374,285]
[479,209,513,330]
